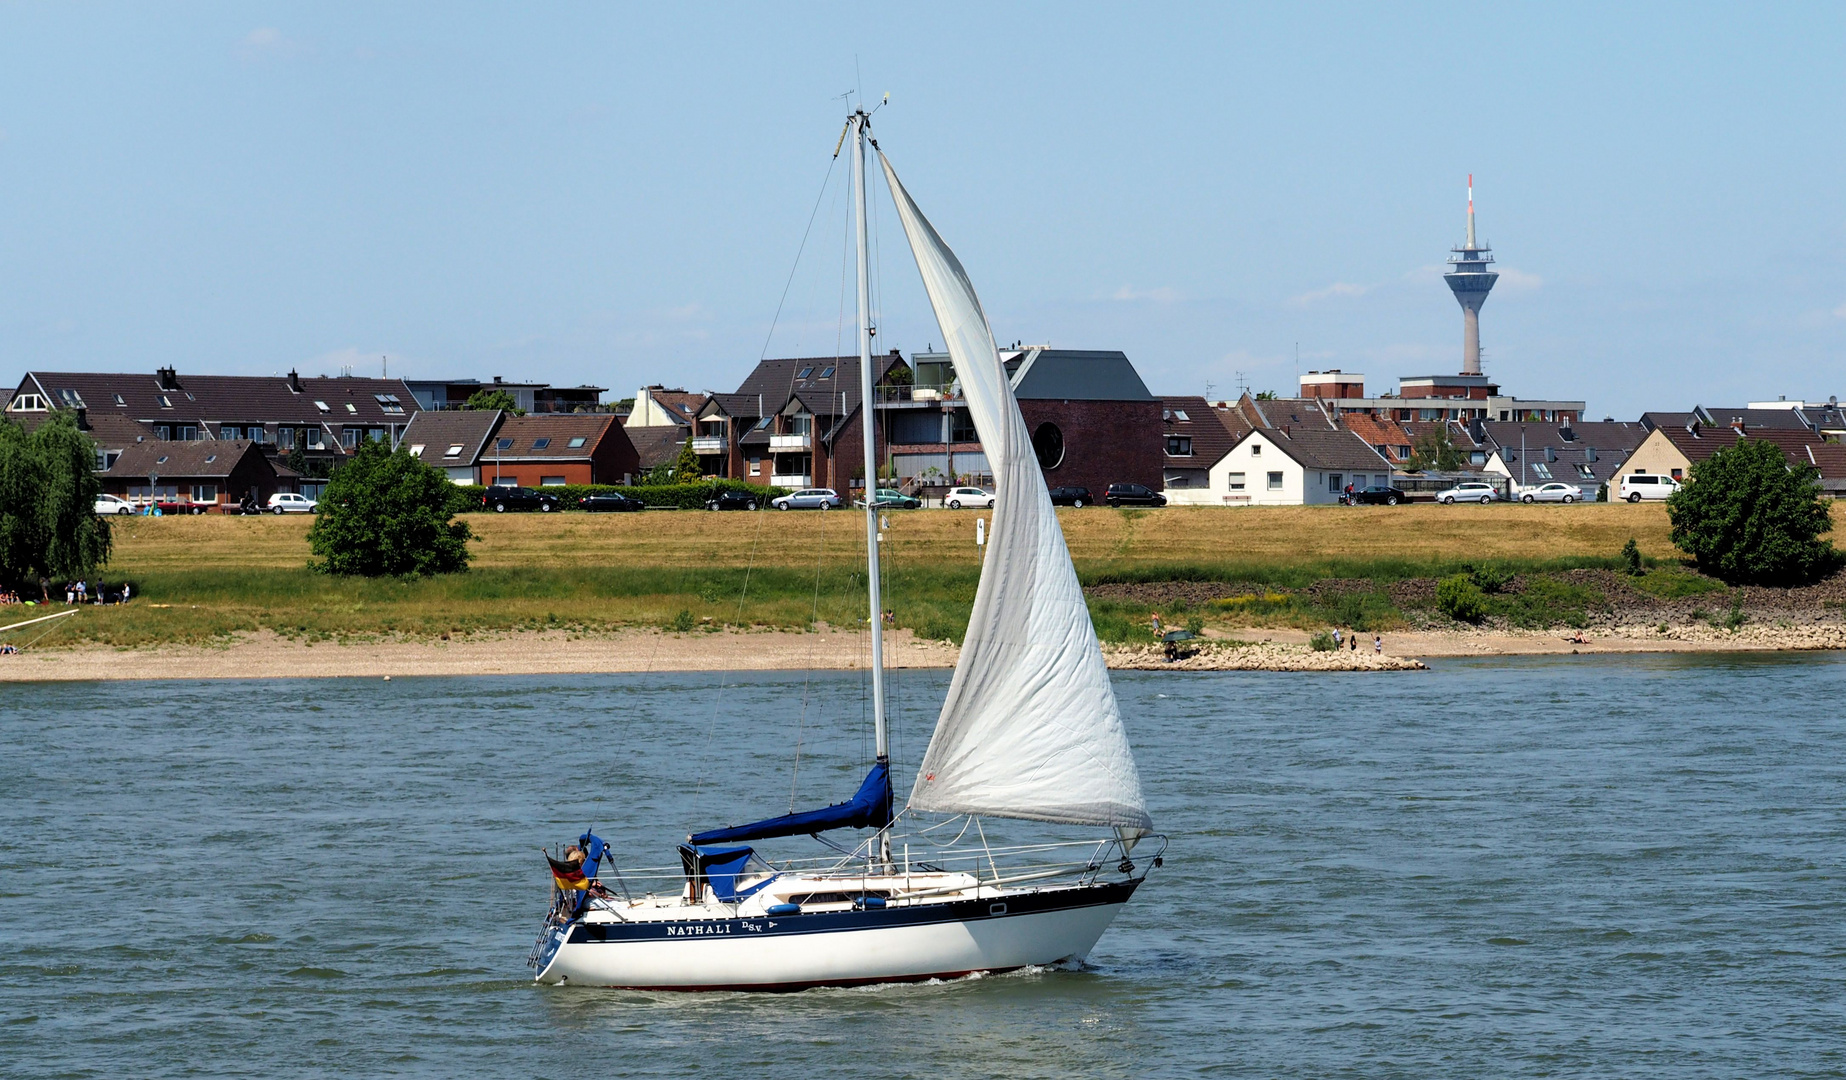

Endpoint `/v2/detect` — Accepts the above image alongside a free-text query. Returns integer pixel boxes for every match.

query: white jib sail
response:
[880,152,1152,833]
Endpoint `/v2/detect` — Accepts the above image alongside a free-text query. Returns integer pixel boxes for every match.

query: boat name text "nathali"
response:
[664,923,733,936]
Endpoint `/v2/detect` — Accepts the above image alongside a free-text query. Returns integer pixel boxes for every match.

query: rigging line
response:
[756,152,841,362]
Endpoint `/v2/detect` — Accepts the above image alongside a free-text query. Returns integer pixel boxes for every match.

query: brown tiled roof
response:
[1160,396,1239,466]
[1340,414,1416,463]
[1806,442,1846,479]
[485,415,617,461]
[102,439,267,480]
[646,391,707,427]
[627,425,688,470]
[1241,396,1335,430]
[1654,426,1826,467]
[401,410,502,467]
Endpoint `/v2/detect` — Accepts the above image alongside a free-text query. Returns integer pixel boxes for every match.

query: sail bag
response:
[879,153,1152,833]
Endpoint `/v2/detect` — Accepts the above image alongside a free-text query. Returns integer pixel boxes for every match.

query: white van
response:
[1617,473,1681,502]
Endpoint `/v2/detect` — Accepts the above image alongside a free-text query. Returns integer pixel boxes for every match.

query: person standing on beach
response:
[1332,628,1342,648]
[1374,634,1382,654]
[1151,612,1162,637]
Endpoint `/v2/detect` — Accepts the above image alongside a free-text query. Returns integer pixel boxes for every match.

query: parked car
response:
[266,493,319,515]
[772,488,843,511]
[1047,486,1094,507]
[1519,482,1584,504]
[94,494,136,516]
[943,486,995,510]
[855,488,921,510]
[1435,481,1501,505]
[1105,483,1166,508]
[582,491,647,513]
[1349,485,1407,506]
[481,485,561,513]
[1617,473,1681,503]
[702,489,761,511]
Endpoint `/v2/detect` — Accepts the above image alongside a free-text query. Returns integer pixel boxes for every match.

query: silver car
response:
[772,488,842,511]
[1519,482,1583,504]
[1435,481,1501,505]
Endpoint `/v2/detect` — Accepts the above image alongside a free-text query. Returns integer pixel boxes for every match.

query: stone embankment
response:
[1610,622,1846,650]
[1103,641,1426,672]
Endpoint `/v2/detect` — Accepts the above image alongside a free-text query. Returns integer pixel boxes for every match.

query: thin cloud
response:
[1290,281,1371,306]
[237,27,307,62]
[1495,267,1543,292]
[1110,284,1181,304]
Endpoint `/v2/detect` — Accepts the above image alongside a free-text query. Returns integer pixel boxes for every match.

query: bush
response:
[1465,562,1514,594]
[1308,630,1336,651]
[309,439,472,576]
[1621,538,1643,576]
[451,480,787,513]
[1436,574,1487,624]
[1667,437,1839,586]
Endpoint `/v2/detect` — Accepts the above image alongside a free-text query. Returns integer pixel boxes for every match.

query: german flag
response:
[547,854,589,892]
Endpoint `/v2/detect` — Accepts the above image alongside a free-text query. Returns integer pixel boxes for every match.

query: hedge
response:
[449,480,789,513]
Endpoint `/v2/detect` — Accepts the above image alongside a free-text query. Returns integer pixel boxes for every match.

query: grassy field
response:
[26,501,1841,647]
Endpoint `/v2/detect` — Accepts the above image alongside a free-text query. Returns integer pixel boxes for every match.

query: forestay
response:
[879,152,1152,833]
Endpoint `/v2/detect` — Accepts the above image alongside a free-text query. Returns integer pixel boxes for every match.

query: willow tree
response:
[0,413,112,587]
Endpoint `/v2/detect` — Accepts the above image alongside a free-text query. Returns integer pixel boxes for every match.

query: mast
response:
[851,109,889,768]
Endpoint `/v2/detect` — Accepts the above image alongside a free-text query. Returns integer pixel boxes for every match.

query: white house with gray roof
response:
[1187,426,1394,506]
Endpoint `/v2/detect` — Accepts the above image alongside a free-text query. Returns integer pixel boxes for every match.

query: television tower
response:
[1444,174,1498,375]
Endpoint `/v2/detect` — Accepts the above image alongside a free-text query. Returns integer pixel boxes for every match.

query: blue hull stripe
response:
[564,879,1140,945]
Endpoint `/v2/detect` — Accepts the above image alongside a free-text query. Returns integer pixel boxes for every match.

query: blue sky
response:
[2,4,1843,418]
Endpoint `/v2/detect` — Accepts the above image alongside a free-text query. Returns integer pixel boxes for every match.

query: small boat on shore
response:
[529,107,1161,991]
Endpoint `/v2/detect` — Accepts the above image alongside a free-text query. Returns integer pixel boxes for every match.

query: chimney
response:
[494,376,504,384]
[156,366,179,391]
[287,369,302,393]
[1731,417,1747,436]
[1558,424,1576,443]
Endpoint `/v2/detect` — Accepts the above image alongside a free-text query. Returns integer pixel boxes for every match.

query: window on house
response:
[444,444,463,458]
[156,455,169,464]
[1166,473,1191,488]
[567,436,587,448]
[57,389,85,408]
[1576,464,1596,479]
[1250,444,1261,456]
[754,416,774,431]
[306,430,325,449]
[249,428,267,444]
[1532,463,1552,479]
[346,402,358,414]
[532,438,551,450]
[7,393,45,411]
[179,426,198,441]
[342,429,358,449]
[158,395,173,408]
[1172,409,1189,421]
[1671,468,1683,479]
[1329,474,1343,493]
[154,425,171,440]
[368,428,386,442]
[314,400,330,413]
[203,454,217,464]
[192,484,217,502]
[796,367,814,380]
[221,425,241,440]
[1226,472,1246,490]
[408,444,426,457]
[496,438,514,450]
[374,393,405,414]
[540,476,567,486]
[113,394,125,406]
[1267,471,1283,490]
[819,366,836,379]
[94,450,109,469]
[1166,436,1193,457]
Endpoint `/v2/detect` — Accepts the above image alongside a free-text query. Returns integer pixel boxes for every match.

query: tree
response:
[1254,390,1279,400]
[463,388,525,416]
[307,438,472,576]
[1404,426,1464,472]
[1667,437,1838,586]
[0,413,113,587]
[672,440,702,484]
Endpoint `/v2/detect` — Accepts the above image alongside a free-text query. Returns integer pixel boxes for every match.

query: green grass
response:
[1627,567,1728,599]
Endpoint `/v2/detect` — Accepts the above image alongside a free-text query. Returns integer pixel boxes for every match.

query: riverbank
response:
[4,622,1842,682]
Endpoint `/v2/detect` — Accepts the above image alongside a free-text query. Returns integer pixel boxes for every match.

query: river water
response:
[3,654,1844,1078]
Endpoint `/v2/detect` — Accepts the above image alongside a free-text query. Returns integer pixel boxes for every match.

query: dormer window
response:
[6,393,47,412]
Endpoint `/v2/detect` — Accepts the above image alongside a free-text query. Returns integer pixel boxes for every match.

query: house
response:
[1159,396,1242,502]
[1188,425,1393,506]
[98,438,284,508]
[5,368,419,472]
[400,410,504,483]
[1483,445,1631,493]
[882,348,1161,494]
[629,425,691,479]
[625,386,709,430]
[1339,413,1416,468]
[1624,421,1839,486]
[403,376,607,414]
[708,354,904,490]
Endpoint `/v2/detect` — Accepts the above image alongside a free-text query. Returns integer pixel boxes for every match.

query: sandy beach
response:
[2,621,1841,682]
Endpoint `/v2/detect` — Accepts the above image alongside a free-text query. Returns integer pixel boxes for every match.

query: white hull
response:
[535,882,1136,991]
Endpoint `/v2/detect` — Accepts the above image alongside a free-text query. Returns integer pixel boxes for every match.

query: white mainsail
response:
[880,153,1152,833]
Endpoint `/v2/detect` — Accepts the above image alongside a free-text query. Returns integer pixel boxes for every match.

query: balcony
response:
[690,436,726,453]
[769,433,809,452]
[770,474,811,488]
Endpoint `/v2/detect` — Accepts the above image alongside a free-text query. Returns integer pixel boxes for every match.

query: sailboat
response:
[529,109,1162,991]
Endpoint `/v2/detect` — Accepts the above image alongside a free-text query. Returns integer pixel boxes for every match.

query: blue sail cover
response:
[689,762,892,845]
